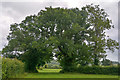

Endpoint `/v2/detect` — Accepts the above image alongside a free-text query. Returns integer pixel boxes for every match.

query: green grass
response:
[16,69,119,78]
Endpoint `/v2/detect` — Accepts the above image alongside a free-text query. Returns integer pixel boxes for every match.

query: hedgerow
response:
[77,66,118,75]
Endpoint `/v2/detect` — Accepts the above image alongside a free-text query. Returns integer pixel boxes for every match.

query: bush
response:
[2,58,24,80]
[77,66,118,75]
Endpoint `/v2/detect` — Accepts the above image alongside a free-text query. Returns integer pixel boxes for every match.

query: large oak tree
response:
[2,4,119,72]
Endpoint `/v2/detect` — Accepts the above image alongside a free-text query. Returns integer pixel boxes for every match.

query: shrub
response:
[2,58,24,80]
[77,66,118,75]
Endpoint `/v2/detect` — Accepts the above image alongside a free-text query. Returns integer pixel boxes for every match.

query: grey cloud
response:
[1,2,68,27]
[99,2,118,40]
[2,2,68,22]
[106,50,118,61]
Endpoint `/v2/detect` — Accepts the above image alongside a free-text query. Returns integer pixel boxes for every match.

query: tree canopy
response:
[2,4,119,72]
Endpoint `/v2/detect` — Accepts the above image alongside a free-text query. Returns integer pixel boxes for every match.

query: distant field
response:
[15,69,119,78]
[38,69,61,73]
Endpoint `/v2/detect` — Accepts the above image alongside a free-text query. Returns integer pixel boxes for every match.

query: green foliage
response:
[77,66,118,75]
[59,56,77,72]
[82,4,119,65]
[2,58,24,80]
[2,4,119,73]
[101,59,112,66]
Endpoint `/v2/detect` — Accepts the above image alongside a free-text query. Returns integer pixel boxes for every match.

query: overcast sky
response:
[0,0,119,61]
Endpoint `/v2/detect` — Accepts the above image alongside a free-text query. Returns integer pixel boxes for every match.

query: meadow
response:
[15,69,118,78]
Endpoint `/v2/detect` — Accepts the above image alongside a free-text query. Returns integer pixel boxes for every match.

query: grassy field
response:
[16,69,119,78]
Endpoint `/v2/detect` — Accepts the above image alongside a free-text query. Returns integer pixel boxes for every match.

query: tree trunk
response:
[25,61,38,73]
[58,46,75,72]
[94,54,99,65]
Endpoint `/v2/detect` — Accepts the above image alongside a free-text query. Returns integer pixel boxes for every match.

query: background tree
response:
[101,59,112,66]
[82,4,119,65]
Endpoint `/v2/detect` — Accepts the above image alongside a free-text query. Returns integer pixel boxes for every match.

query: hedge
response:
[2,58,24,80]
[77,66,119,75]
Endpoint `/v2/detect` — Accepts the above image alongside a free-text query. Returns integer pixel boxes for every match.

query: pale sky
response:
[0,0,119,61]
